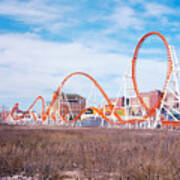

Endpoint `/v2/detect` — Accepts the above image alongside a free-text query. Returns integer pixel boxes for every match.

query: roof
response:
[60,93,85,100]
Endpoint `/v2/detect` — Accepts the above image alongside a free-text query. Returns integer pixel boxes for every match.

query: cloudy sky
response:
[0,0,180,110]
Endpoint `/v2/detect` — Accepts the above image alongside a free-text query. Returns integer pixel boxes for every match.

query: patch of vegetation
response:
[0,126,180,179]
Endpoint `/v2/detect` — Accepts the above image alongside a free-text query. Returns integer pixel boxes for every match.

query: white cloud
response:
[0,32,172,110]
[0,33,131,107]
[0,0,76,33]
[105,6,144,32]
[0,0,179,112]
[0,0,59,22]
[144,2,177,17]
[100,1,180,36]
[175,34,180,42]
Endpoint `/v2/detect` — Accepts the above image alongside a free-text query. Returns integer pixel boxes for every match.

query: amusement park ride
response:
[2,32,180,128]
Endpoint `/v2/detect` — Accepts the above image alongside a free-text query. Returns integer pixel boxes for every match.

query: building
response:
[59,93,86,119]
[0,105,9,124]
[128,90,162,116]
[165,92,179,109]
[110,90,176,117]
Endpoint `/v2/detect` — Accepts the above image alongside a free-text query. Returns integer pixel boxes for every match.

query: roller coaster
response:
[2,31,180,128]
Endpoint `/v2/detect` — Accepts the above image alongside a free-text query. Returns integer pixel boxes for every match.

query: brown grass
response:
[0,125,180,179]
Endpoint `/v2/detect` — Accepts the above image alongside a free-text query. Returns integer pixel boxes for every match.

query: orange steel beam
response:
[5,32,180,126]
[132,31,173,119]
[10,96,46,121]
[47,72,127,125]
[53,32,173,125]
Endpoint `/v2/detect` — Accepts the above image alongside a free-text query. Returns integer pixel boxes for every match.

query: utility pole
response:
[0,105,9,123]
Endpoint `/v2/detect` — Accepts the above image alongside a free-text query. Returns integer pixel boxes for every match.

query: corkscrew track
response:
[5,31,180,127]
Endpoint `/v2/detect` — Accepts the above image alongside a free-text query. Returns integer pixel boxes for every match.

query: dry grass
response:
[0,125,180,179]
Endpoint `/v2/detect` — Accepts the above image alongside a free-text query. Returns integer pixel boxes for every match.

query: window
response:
[84,109,93,114]
[68,99,78,103]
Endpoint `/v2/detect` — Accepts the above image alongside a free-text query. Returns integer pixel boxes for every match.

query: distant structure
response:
[49,93,86,120]
[59,93,86,119]
[0,105,9,124]
[3,32,180,128]
[111,90,180,119]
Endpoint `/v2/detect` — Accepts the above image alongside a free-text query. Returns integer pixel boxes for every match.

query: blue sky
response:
[0,0,180,110]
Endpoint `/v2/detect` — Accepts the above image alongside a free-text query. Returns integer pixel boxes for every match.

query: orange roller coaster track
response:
[5,31,180,127]
[132,31,173,117]
[10,96,46,122]
[47,72,126,125]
